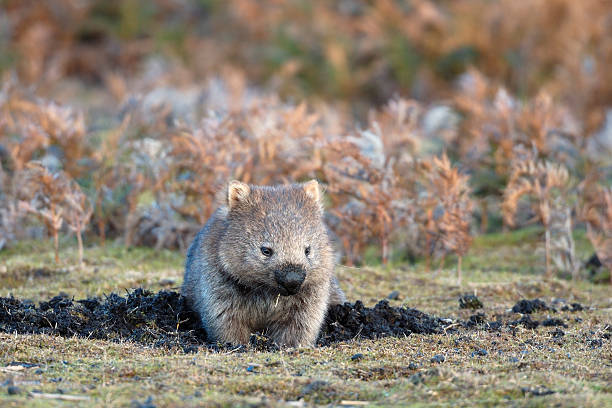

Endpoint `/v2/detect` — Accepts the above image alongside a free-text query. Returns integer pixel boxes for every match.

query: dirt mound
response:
[511,299,549,314]
[0,290,593,351]
[0,289,206,350]
[318,300,445,346]
[0,289,445,350]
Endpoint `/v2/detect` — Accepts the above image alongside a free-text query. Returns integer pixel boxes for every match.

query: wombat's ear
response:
[302,180,322,206]
[227,180,250,209]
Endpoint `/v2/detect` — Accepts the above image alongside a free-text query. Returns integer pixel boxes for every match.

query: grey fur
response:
[182,181,345,347]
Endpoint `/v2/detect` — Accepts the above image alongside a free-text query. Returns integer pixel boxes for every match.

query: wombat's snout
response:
[275,264,306,296]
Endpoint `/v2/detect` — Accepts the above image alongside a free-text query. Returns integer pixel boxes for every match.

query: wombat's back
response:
[182,209,225,321]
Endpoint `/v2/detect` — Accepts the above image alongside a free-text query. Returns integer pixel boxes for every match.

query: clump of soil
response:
[463,312,487,328]
[561,303,584,312]
[0,289,206,349]
[459,294,483,310]
[0,290,445,350]
[509,315,540,329]
[511,299,549,314]
[542,318,567,328]
[318,300,445,346]
[0,290,595,351]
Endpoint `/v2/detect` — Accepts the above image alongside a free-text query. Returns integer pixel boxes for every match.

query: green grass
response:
[1,228,610,407]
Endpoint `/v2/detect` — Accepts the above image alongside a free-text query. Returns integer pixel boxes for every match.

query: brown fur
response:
[182,180,345,347]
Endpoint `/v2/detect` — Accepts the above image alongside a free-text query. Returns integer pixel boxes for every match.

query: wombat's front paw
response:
[269,324,318,348]
[214,321,253,345]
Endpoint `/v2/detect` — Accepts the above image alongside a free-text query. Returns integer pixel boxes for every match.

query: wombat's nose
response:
[275,264,306,296]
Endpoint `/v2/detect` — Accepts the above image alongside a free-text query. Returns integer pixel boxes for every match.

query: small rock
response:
[7,385,20,395]
[350,353,364,361]
[471,348,488,357]
[588,339,603,348]
[409,373,424,385]
[387,290,400,300]
[542,318,567,328]
[131,396,155,408]
[521,386,555,396]
[550,328,565,338]
[459,294,483,310]
[430,354,445,363]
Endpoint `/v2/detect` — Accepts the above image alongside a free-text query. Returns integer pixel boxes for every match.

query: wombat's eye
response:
[305,246,311,256]
[260,246,273,257]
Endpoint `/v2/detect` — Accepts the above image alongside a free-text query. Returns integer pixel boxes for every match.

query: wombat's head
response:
[218,180,334,296]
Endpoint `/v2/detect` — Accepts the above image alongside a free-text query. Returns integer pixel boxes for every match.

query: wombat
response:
[182,180,346,347]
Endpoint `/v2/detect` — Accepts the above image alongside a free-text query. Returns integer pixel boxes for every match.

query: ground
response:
[0,228,610,407]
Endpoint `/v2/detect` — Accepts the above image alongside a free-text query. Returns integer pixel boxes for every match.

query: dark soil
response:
[458,294,483,310]
[542,318,567,328]
[464,312,487,327]
[0,290,445,350]
[0,289,206,349]
[0,290,594,351]
[509,315,540,329]
[318,300,445,346]
[561,303,585,312]
[511,299,549,314]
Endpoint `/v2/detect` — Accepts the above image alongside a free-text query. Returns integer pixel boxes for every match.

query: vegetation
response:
[0,231,610,407]
[0,0,610,406]
[1,0,610,281]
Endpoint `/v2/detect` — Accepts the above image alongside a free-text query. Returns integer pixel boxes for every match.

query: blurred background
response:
[0,0,611,281]
[2,0,612,118]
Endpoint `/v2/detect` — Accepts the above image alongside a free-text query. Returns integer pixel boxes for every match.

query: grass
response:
[1,228,611,407]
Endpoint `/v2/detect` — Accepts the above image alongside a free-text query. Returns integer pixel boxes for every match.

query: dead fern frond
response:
[63,179,93,266]
[323,126,414,265]
[417,153,473,284]
[579,180,612,284]
[0,85,88,177]
[16,161,71,263]
[502,156,577,278]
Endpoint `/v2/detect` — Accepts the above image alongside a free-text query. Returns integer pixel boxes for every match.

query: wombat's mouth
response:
[274,264,306,296]
[277,285,300,296]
